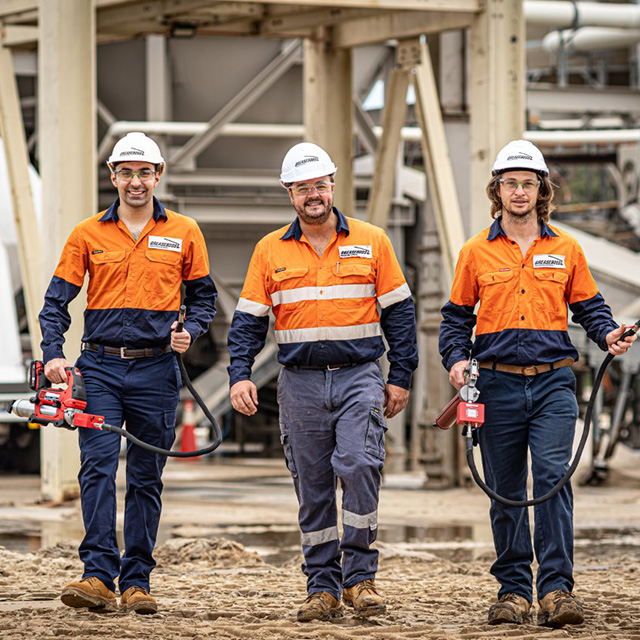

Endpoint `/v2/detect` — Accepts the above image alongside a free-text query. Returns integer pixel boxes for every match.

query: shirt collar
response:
[280,207,350,241]
[99,196,167,222]
[487,216,558,241]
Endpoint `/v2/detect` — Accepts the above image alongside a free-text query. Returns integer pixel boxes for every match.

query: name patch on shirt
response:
[339,245,372,259]
[533,254,565,269]
[148,236,182,253]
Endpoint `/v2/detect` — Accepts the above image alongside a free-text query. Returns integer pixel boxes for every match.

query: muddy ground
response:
[0,446,639,639]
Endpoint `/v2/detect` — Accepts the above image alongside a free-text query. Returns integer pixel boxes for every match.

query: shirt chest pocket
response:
[477,270,515,317]
[89,250,126,290]
[532,270,569,316]
[270,267,309,308]
[332,262,375,308]
[143,249,182,293]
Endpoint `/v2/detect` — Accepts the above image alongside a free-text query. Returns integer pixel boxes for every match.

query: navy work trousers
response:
[74,348,180,594]
[277,362,387,599]
[476,366,578,602]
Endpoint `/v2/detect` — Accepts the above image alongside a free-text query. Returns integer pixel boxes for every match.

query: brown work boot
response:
[342,579,386,617]
[487,593,531,625]
[538,590,584,627]
[60,576,117,612]
[120,586,158,615]
[297,591,343,622]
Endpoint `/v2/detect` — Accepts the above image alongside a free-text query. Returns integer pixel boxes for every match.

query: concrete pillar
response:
[469,0,525,235]
[38,0,96,502]
[304,34,354,216]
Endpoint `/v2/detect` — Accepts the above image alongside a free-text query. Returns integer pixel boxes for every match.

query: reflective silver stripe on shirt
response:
[275,322,382,344]
[377,283,411,309]
[236,297,271,317]
[300,525,339,547]
[343,509,378,531]
[271,284,376,307]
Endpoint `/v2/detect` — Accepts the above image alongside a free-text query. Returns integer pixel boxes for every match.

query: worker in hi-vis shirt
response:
[439,140,636,629]
[227,142,418,622]
[39,132,217,615]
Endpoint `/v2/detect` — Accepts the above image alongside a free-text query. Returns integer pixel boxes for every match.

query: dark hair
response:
[486,172,556,222]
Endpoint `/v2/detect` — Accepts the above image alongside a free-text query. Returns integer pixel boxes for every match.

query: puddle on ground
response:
[2,519,640,566]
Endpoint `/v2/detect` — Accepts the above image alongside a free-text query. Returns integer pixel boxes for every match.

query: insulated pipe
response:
[526,129,640,145]
[525,0,640,29]
[543,27,640,54]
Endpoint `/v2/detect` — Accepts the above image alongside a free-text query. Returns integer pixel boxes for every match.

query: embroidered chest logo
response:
[532,254,565,268]
[148,236,183,252]
[339,245,372,259]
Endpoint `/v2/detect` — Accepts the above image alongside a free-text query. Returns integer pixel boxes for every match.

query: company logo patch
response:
[295,155,319,168]
[148,236,182,253]
[507,153,533,161]
[533,254,565,268]
[92,250,103,255]
[120,147,145,157]
[339,245,372,259]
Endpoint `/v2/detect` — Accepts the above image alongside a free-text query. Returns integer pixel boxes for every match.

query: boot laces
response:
[548,590,571,604]
[501,593,522,604]
[354,579,378,597]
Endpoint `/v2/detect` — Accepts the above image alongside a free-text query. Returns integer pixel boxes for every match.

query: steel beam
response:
[38,0,96,502]
[170,39,302,169]
[304,33,354,216]
[0,44,42,357]
[366,67,410,229]
[469,0,525,235]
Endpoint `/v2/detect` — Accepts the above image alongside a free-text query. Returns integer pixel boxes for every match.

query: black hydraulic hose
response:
[102,306,224,457]
[465,321,639,507]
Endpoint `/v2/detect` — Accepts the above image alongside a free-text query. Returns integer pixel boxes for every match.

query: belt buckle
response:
[120,347,135,360]
[523,365,538,376]
[327,364,341,371]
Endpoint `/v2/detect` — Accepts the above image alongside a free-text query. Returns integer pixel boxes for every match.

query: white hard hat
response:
[280,142,337,184]
[107,132,165,169]
[492,139,548,176]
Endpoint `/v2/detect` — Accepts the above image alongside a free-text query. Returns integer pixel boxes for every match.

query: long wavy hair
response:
[486,173,556,222]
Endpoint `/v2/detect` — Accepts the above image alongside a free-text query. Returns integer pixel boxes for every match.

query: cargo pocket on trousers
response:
[280,432,298,478]
[164,409,177,429]
[364,407,387,461]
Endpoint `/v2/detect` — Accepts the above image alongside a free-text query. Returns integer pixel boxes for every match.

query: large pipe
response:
[526,129,640,145]
[543,27,640,54]
[525,1,640,29]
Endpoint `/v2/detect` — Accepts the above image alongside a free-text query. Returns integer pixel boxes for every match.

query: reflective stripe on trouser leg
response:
[330,362,386,588]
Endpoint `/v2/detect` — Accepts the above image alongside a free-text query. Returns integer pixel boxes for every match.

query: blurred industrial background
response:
[0,0,639,500]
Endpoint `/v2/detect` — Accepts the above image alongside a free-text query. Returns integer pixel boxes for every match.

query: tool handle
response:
[620,320,640,341]
[176,305,186,333]
[433,394,461,430]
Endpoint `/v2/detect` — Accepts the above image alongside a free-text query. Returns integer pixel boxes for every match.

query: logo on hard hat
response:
[120,147,145,157]
[295,155,319,168]
[507,153,533,161]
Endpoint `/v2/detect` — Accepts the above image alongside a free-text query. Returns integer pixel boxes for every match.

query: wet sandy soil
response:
[0,446,639,639]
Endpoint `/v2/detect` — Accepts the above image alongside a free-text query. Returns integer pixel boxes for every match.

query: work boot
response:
[120,586,158,615]
[487,593,531,625]
[60,576,117,612]
[297,591,343,622]
[538,590,584,627]
[342,579,386,617]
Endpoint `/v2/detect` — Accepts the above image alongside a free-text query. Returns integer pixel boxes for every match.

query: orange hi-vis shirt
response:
[227,209,418,388]
[439,217,617,370]
[39,197,217,363]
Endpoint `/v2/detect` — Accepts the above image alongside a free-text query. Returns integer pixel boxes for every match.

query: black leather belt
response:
[289,363,356,371]
[82,342,172,359]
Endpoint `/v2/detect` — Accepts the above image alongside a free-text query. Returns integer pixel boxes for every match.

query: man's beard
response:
[503,202,536,221]
[295,197,332,225]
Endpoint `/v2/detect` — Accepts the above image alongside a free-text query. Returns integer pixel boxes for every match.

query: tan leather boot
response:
[342,579,386,617]
[120,586,158,615]
[61,576,117,612]
[538,590,584,627]
[488,593,531,625]
[297,591,343,622]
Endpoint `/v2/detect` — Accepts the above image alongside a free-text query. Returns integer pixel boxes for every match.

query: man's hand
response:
[230,380,259,416]
[384,383,409,419]
[171,321,192,353]
[606,324,637,356]
[449,360,470,390]
[44,358,74,384]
